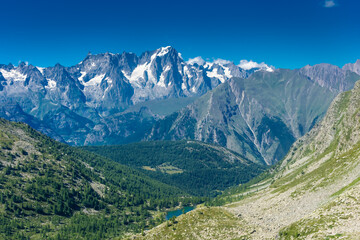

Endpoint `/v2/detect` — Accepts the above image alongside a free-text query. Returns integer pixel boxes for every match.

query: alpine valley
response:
[1,46,360,239]
[1,47,359,166]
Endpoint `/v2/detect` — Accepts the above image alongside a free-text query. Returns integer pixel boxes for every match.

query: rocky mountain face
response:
[0,47,270,145]
[223,79,360,239]
[146,66,360,165]
[1,48,359,161]
[142,71,360,239]
[343,59,360,75]
[300,63,358,92]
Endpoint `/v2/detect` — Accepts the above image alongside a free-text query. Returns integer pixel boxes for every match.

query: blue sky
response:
[0,0,359,69]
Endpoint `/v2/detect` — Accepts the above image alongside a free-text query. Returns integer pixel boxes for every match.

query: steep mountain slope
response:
[0,118,203,239]
[140,78,360,240]
[83,140,265,196]
[0,47,269,145]
[216,80,360,239]
[147,67,360,165]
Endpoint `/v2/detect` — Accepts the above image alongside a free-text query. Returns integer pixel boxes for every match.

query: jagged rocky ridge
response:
[343,59,360,75]
[0,47,359,166]
[0,47,272,145]
[147,67,360,165]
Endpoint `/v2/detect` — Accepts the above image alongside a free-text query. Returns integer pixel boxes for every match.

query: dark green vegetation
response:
[83,141,266,196]
[0,118,203,239]
[206,164,277,206]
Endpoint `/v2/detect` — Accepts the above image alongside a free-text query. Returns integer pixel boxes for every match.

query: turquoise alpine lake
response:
[165,206,195,220]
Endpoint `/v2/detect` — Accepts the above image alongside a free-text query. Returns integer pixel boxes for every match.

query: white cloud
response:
[187,56,205,65]
[238,60,274,72]
[324,0,336,8]
[213,58,232,65]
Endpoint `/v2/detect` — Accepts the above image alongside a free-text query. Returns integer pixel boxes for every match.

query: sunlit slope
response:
[225,81,360,239]
[143,80,360,239]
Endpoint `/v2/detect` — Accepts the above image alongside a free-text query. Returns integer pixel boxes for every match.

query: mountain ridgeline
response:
[0,46,265,146]
[138,73,360,239]
[1,46,360,240]
[146,68,360,165]
[83,141,265,196]
[0,118,205,239]
[1,47,359,166]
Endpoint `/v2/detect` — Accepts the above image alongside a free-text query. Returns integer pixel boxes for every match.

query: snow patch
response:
[102,77,113,98]
[46,79,57,89]
[121,70,131,79]
[130,63,147,83]
[83,74,105,86]
[181,82,187,91]
[204,62,214,69]
[157,65,171,87]
[191,86,197,93]
[78,71,87,84]
[0,69,27,81]
[224,67,233,78]
[206,68,226,83]
[157,46,171,57]
[36,67,45,74]
[129,57,157,85]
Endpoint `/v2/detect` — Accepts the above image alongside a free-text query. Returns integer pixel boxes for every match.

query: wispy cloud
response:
[213,58,232,65]
[238,60,272,71]
[187,56,205,65]
[324,0,336,8]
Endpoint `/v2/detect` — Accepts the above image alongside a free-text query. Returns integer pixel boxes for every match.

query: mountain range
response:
[1,47,360,166]
[2,46,360,239]
[0,47,271,145]
[146,66,360,164]
[137,61,360,240]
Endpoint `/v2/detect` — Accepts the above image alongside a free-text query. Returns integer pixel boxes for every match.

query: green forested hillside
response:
[83,141,265,196]
[0,119,202,239]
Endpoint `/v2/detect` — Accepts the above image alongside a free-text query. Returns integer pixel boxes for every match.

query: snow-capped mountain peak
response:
[157,46,172,57]
[0,46,276,115]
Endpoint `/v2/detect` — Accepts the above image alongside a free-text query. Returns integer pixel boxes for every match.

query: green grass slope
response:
[129,207,253,240]
[83,140,266,196]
